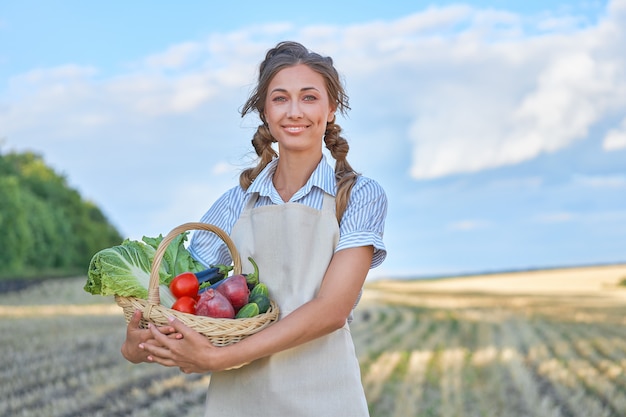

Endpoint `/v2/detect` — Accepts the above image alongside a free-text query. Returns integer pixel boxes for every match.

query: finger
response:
[128,309,143,329]
[144,349,178,367]
[140,335,171,357]
[166,316,194,338]
[155,325,177,335]
[140,338,180,368]
[147,322,174,347]
[143,338,167,347]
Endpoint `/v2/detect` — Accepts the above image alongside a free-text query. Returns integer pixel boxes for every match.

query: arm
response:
[141,176,387,371]
[223,245,373,364]
[140,245,373,372]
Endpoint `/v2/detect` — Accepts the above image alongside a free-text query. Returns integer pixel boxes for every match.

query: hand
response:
[140,316,220,373]
[121,310,180,363]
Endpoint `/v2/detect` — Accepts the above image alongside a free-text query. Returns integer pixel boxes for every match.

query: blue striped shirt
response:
[188,155,387,269]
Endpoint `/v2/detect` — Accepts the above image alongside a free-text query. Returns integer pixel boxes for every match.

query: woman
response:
[121,41,387,416]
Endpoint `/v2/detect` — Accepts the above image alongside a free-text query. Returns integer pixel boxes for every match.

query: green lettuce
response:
[84,231,204,308]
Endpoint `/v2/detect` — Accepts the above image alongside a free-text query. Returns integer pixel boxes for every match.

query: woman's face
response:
[264,64,335,154]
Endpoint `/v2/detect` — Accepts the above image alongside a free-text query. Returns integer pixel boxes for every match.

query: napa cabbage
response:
[84,231,204,308]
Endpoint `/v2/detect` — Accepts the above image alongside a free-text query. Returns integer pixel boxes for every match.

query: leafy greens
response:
[84,231,204,308]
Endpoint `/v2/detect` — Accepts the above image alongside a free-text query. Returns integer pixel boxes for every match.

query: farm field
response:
[1,264,626,417]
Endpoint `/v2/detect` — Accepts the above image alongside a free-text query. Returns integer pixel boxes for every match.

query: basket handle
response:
[147,222,242,305]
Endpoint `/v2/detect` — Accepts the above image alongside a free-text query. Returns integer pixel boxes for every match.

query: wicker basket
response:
[115,222,279,347]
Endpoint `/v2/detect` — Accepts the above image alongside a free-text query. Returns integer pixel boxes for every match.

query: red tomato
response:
[170,272,200,299]
[171,296,197,314]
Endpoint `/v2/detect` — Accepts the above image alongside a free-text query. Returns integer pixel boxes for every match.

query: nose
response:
[287,100,303,119]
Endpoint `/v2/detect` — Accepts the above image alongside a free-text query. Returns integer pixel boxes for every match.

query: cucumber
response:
[236,302,260,318]
[250,294,271,314]
[250,283,269,298]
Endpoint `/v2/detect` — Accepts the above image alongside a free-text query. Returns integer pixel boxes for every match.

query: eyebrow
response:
[269,86,320,94]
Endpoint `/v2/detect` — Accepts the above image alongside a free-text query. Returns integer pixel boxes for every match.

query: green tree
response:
[0,149,123,278]
[0,176,30,274]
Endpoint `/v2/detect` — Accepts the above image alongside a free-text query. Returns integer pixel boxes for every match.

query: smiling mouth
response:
[283,125,309,133]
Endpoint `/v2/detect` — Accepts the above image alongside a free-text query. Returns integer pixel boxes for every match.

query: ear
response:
[327,107,336,123]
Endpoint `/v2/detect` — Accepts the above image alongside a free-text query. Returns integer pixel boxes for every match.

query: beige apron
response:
[204,192,369,416]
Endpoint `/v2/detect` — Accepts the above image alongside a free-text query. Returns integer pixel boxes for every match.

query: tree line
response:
[0,149,123,279]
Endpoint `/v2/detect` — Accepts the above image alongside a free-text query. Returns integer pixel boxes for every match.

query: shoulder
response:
[189,185,247,266]
[211,185,249,210]
[196,185,248,229]
[353,175,386,194]
[222,184,247,201]
[349,175,388,207]
[341,174,387,227]
[337,175,388,268]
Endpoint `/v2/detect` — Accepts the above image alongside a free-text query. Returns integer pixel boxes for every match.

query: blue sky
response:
[1,0,625,279]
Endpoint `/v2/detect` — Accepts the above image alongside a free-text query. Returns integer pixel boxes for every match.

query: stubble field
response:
[1,264,626,417]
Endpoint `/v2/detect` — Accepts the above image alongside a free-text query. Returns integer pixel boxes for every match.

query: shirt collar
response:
[246,155,336,202]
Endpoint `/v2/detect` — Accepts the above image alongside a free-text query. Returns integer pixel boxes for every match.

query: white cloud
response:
[3,1,626,240]
[144,42,203,70]
[170,74,217,113]
[603,129,626,150]
[603,116,626,150]
[533,209,626,225]
[533,212,576,223]
[447,219,491,231]
[487,176,543,190]
[12,64,98,84]
[212,161,237,175]
[575,174,626,188]
[405,4,626,179]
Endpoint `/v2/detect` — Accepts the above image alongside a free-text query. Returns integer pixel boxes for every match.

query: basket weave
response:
[115,222,279,347]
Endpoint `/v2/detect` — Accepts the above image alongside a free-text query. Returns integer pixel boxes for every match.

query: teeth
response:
[285,126,306,133]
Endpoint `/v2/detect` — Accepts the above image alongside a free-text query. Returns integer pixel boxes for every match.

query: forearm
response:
[212,246,373,370]
[216,296,346,369]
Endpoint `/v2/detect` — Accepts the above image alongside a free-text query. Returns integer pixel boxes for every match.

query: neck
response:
[273,152,322,202]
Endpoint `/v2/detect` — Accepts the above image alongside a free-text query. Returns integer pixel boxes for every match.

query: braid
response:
[239,124,277,190]
[239,41,358,222]
[324,121,359,223]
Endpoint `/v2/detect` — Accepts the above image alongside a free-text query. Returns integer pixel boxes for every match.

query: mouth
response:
[282,125,309,133]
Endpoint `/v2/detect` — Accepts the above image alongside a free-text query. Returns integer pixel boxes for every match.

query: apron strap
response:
[321,192,335,215]
[243,192,259,212]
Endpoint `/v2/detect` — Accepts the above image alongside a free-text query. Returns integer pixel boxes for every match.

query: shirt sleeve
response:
[188,186,246,267]
[335,176,388,269]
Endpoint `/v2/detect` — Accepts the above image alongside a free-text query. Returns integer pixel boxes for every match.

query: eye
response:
[272,96,287,102]
[303,95,317,101]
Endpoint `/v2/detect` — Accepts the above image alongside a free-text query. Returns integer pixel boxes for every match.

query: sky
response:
[1,0,625,280]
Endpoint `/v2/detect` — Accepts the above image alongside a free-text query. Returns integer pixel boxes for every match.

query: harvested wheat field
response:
[357,264,626,417]
[1,264,626,416]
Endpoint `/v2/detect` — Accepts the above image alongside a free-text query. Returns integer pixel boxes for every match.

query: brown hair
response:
[239,41,358,223]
